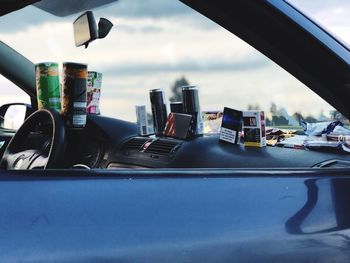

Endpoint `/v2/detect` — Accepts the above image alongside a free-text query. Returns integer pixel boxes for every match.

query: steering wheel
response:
[0,109,65,170]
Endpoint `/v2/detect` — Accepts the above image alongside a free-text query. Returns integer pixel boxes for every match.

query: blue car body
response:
[0,169,350,262]
[1,0,350,262]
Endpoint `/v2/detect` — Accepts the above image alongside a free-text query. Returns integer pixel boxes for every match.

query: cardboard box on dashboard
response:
[243,110,266,147]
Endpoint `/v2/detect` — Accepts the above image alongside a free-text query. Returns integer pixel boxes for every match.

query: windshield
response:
[0,0,348,128]
[288,0,350,49]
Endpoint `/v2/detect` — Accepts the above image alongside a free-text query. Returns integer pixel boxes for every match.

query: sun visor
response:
[1,0,39,16]
[34,0,118,17]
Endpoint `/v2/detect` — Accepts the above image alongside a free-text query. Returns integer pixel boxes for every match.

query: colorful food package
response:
[87,71,102,114]
[35,62,61,112]
[61,62,88,129]
[243,110,266,147]
[202,110,223,135]
[219,107,242,144]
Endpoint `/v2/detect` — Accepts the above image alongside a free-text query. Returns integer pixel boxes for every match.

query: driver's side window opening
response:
[0,74,30,106]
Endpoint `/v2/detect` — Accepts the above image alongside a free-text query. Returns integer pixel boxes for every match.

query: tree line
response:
[169,76,349,125]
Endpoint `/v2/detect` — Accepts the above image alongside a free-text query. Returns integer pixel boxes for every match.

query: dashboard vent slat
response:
[144,139,180,156]
[121,137,149,151]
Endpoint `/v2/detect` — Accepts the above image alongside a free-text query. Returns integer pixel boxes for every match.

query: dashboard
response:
[65,114,350,169]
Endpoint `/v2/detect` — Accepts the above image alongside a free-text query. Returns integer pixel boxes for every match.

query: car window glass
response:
[0,0,346,129]
[288,0,350,48]
[0,75,30,130]
[3,105,26,130]
[0,75,30,106]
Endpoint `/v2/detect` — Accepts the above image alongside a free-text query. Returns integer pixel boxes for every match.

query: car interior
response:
[0,0,350,171]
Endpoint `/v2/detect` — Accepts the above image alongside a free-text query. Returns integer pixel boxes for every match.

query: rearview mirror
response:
[73,11,98,48]
[73,11,113,48]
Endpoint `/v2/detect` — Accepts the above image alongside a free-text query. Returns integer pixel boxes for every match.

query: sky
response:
[0,0,350,122]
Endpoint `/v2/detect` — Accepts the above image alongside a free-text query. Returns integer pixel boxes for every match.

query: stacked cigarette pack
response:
[219,107,242,144]
[243,111,266,147]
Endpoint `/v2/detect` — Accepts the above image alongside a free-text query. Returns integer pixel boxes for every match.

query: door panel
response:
[0,169,349,262]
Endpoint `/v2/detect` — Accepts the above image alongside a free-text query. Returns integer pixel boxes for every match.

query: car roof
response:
[1,0,119,17]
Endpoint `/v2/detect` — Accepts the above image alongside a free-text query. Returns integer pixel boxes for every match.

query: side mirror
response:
[73,11,113,48]
[0,103,33,130]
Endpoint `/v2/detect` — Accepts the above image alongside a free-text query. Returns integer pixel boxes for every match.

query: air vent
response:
[121,137,150,151]
[144,139,180,156]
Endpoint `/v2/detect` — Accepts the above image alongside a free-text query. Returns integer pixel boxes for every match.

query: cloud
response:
[287,0,350,46]
[0,0,341,122]
[0,0,193,33]
[118,24,163,34]
[98,1,220,31]
[287,0,350,11]
[2,0,350,35]
[93,0,191,18]
[0,6,65,33]
[100,57,269,76]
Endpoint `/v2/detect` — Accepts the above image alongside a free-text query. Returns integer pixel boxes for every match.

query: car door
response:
[1,168,350,262]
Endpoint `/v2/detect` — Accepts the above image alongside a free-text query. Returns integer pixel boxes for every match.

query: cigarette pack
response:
[163,113,194,140]
[219,107,242,144]
[243,110,266,147]
[135,105,149,136]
